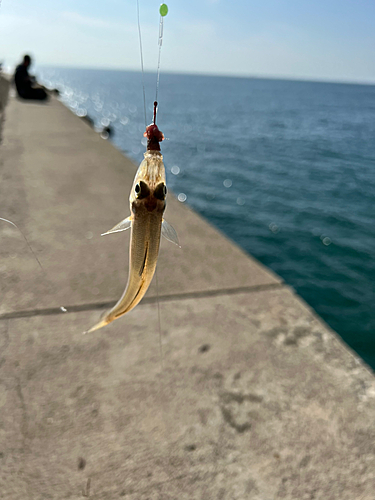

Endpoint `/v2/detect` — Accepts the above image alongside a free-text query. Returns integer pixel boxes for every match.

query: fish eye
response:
[134,181,150,199]
[154,182,167,201]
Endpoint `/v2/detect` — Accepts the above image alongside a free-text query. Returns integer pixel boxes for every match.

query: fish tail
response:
[84,315,112,334]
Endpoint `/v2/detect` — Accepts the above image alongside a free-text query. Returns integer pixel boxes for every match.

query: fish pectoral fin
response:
[101,216,132,236]
[161,220,180,247]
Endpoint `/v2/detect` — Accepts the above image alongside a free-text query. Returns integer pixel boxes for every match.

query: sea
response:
[37,67,375,370]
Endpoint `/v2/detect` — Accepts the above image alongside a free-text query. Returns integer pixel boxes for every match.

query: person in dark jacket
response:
[14,55,48,101]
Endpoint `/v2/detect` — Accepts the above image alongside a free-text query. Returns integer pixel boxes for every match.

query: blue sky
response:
[1,0,374,83]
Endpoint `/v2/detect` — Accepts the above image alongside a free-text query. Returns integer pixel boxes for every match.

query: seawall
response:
[0,77,374,499]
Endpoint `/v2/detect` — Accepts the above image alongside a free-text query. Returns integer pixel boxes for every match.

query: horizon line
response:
[33,64,375,88]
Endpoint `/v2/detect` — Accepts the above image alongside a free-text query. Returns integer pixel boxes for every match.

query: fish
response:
[86,103,178,333]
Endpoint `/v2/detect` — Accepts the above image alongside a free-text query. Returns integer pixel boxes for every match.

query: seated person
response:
[14,55,48,101]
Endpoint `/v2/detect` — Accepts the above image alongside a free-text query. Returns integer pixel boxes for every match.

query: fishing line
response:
[153,4,168,372]
[155,4,168,106]
[0,217,44,272]
[136,2,169,369]
[155,269,164,369]
[155,15,163,104]
[136,0,147,128]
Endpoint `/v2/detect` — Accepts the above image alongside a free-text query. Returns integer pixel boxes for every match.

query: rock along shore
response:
[0,76,374,499]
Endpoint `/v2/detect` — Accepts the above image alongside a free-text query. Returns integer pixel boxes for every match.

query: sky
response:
[0,0,375,83]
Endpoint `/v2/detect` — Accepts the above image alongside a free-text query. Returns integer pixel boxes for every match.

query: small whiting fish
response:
[86,102,178,334]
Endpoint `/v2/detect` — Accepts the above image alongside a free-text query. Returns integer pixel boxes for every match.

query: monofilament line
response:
[155,269,164,370]
[136,0,147,128]
[0,218,44,272]
[155,14,164,104]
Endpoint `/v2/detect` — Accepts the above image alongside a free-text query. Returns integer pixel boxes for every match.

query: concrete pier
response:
[1,79,375,499]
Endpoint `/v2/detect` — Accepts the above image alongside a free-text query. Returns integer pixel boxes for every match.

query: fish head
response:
[130,151,167,215]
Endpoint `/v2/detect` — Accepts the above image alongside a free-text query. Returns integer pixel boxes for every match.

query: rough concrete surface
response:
[0,76,10,143]
[0,86,375,499]
[0,95,280,315]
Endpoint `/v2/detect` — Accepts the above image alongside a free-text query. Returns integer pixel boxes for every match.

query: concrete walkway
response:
[0,87,375,499]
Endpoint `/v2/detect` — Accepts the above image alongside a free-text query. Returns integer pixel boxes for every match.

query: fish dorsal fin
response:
[161,219,180,247]
[101,216,132,236]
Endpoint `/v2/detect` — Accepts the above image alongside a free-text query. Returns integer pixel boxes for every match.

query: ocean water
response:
[37,67,375,369]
